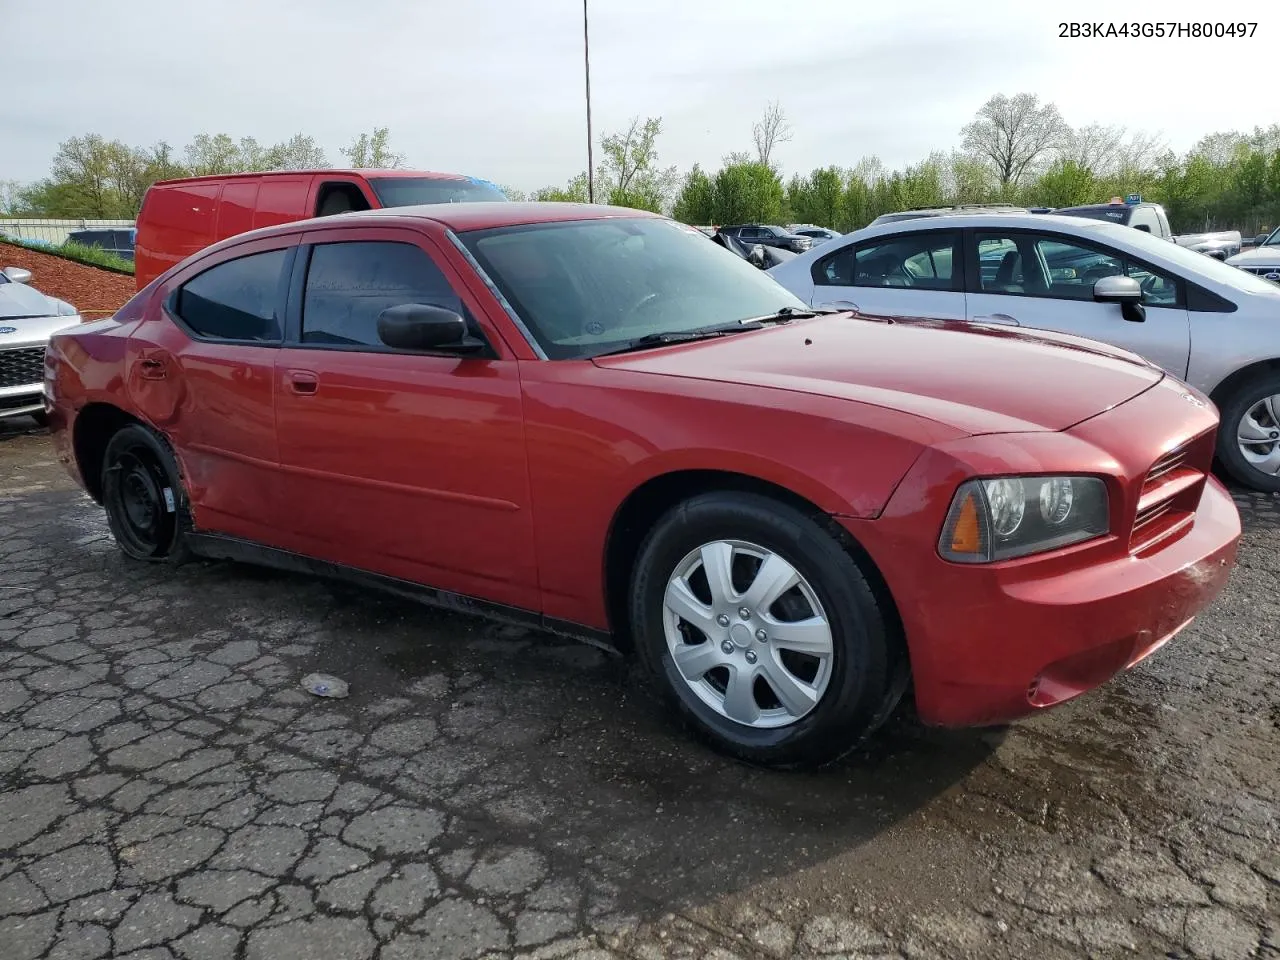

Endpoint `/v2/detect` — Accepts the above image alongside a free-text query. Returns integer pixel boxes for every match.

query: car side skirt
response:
[184,532,618,654]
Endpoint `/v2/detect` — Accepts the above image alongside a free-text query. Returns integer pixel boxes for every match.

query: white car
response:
[0,266,82,423]
[768,212,1280,492]
[1226,227,1280,281]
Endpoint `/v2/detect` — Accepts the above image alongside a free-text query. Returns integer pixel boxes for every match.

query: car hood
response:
[0,285,79,345]
[593,313,1164,436]
[1228,246,1280,267]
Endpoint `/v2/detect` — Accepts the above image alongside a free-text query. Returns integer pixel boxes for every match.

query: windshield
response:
[1090,221,1280,296]
[459,217,809,359]
[369,176,507,207]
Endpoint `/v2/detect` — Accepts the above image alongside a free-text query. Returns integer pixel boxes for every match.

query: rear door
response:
[251,176,313,230]
[807,228,967,320]
[127,235,296,543]
[963,228,1191,376]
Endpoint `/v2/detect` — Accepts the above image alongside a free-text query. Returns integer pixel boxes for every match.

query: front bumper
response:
[842,377,1241,727]
[845,478,1238,726]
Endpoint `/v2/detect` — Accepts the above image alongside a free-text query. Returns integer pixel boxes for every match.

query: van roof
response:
[150,169,474,187]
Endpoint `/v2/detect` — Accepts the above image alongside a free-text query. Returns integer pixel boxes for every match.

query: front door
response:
[965,229,1192,378]
[807,228,967,320]
[127,238,295,542]
[272,227,538,611]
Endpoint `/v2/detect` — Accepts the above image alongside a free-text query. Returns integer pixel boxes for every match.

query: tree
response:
[1064,123,1124,174]
[598,116,677,212]
[49,134,116,216]
[0,180,24,215]
[786,166,845,228]
[961,93,1069,187]
[711,161,783,224]
[341,127,404,169]
[1035,159,1098,208]
[533,173,590,203]
[672,164,715,224]
[262,134,329,170]
[752,101,793,169]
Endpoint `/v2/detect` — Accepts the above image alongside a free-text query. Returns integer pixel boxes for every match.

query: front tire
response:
[630,491,896,768]
[1216,373,1280,493]
[101,423,191,562]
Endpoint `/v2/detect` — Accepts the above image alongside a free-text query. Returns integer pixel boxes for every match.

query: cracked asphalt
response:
[1,418,1277,960]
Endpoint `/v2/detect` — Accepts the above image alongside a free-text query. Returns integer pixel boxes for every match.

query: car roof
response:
[352,201,663,232]
[1056,203,1149,213]
[150,169,481,187]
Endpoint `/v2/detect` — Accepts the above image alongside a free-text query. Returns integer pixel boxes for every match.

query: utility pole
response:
[583,0,594,203]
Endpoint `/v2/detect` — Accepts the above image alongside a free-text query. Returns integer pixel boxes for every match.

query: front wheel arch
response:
[603,469,906,663]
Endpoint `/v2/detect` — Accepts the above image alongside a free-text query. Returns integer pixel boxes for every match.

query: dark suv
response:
[717,223,812,254]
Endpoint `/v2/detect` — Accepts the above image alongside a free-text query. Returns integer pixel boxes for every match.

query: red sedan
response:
[44,203,1241,767]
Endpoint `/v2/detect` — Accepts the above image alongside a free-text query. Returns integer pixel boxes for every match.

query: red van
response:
[133,169,507,289]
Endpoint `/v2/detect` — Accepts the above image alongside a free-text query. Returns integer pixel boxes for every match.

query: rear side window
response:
[816,231,959,290]
[174,249,288,341]
[301,241,465,348]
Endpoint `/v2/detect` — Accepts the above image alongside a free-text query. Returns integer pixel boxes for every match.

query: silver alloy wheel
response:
[1237,394,1280,476]
[662,539,834,729]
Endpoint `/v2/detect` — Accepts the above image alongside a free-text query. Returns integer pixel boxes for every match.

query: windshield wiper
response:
[737,305,822,324]
[593,321,764,357]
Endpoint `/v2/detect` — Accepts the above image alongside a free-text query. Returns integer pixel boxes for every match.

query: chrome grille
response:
[0,347,44,389]
[1239,265,1280,281]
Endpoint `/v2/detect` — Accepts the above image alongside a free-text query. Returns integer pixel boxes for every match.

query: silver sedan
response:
[1,266,82,423]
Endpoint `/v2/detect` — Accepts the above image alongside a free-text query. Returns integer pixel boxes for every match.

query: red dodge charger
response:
[44,202,1241,767]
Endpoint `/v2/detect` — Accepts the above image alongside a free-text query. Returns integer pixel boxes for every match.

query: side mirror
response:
[1093,275,1146,323]
[1133,224,1151,233]
[377,303,484,353]
[2,266,33,284]
[1256,234,1269,246]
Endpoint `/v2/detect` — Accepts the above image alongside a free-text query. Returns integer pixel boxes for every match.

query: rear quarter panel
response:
[521,362,955,629]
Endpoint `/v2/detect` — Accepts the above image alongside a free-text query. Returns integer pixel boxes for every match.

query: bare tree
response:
[961,93,1069,187]
[1064,123,1125,173]
[752,101,793,168]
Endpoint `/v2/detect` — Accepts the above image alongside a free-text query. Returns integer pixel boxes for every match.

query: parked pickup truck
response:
[1055,197,1241,259]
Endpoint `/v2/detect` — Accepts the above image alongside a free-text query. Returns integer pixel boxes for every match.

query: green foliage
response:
[710,161,784,224]
[340,128,403,169]
[672,165,715,224]
[1035,160,1098,208]
[0,238,134,275]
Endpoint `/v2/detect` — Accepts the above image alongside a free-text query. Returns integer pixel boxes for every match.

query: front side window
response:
[174,249,288,341]
[459,217,808,360]
[816,232,958,290]
[977,231,1181,305]
[301,241,465,348]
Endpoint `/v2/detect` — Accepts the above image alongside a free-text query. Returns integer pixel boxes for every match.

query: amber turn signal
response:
[948,490,983,555]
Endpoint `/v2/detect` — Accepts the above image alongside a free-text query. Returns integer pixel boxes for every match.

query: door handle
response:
[138,357,167,380]
[971,313,1020,326]
[287,369,318,395]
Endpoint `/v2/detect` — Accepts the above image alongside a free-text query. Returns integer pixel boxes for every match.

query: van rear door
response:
[134,181,222,290]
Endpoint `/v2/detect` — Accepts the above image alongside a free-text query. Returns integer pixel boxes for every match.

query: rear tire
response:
[1216,372,1280,493]
[101,423,192,563]
[630,491,895,768]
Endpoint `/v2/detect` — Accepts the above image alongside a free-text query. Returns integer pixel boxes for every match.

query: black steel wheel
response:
[101,423,190,562]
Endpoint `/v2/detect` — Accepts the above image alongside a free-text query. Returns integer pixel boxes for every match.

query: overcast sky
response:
[4,0,1276,191]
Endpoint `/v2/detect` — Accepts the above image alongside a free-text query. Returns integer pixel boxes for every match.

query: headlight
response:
[52,299,79,316]
[939,475,1110,563]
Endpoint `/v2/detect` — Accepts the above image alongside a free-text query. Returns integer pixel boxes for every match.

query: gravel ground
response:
[0,244,135,319]
[1,418,1277,960]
